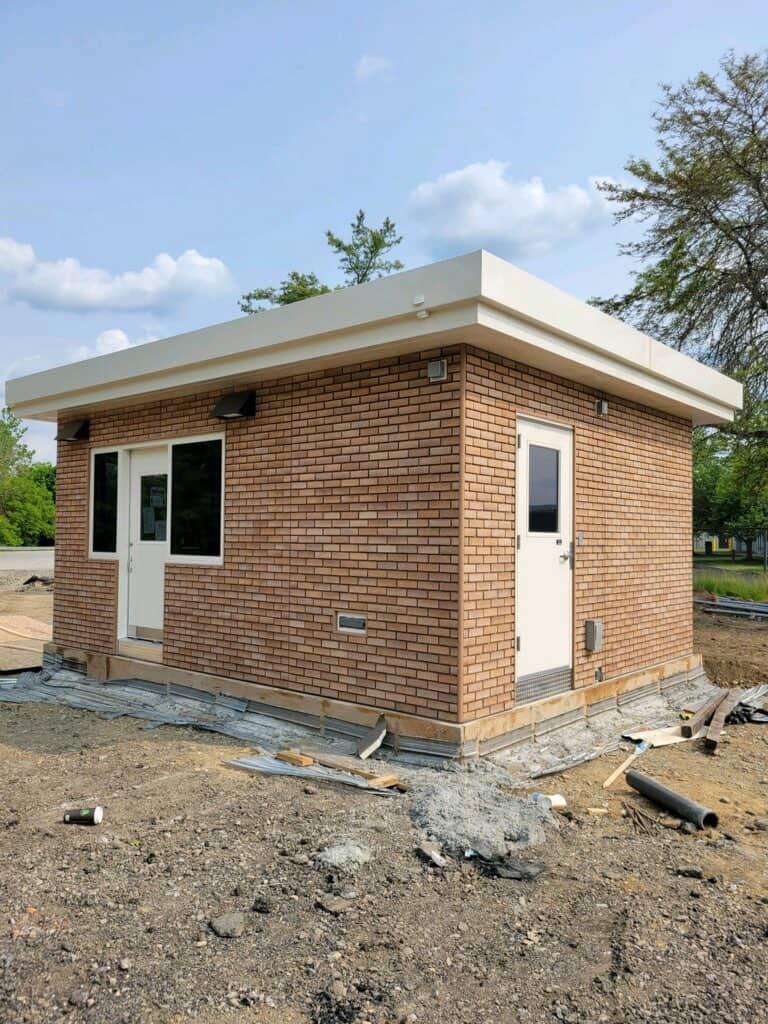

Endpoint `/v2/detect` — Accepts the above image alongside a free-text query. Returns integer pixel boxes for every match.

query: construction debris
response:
[625,770,719,830]
[622,801,658,836]
[602,740,650,789]
[704,689,744,752]
[316,842,372,872]
[479,856,546,881]
[681,691,728,738]
[695,596,768,619]
[227,754,399,795]
[408,762,558,861]
[295,750,401,789]
[356,715,387,760]
[275,750,314,767]
[416,841,449,868]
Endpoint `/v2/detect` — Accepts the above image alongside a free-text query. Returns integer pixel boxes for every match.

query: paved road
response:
[0,548,55,573]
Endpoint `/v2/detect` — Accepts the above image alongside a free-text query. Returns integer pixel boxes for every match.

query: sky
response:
[1,0,764,460]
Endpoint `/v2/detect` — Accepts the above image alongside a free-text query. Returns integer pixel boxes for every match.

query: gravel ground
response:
[1,695,767,1024]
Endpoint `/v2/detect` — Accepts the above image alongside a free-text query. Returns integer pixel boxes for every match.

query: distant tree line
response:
[0,409,55,546]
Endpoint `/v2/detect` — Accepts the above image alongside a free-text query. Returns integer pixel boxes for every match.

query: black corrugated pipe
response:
[625,770,719,830]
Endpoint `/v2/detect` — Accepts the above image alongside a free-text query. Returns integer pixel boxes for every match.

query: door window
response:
[528,444,559,533]
[140,474,167,541]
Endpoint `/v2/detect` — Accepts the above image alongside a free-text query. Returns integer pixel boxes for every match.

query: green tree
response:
[0,408,56,546]
[692,430,727,536]
[325,209,404,285]
[593,51,768,404]
[721,436,768,565]
[240,210,404,313]
[239,271,331,315]
[0,407,32,483]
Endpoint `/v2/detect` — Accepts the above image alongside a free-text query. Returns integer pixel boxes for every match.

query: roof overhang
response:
[6,250,742,427]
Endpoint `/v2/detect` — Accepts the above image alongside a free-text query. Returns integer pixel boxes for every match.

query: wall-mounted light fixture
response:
[212,390,256,420]
[55,418,90,442]
[595,399,609,417]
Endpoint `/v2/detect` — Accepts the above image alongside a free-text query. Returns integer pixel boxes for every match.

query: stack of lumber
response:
[683,689,744,752]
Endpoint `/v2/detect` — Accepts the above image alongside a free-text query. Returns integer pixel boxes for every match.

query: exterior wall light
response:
[212,391,256,420]
[55,418,90,441]
[595,399,609,417]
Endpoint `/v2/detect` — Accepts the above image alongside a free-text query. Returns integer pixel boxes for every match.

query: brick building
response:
[7,252,741,756]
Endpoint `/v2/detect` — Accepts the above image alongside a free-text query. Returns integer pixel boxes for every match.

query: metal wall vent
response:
[337,613,367,634]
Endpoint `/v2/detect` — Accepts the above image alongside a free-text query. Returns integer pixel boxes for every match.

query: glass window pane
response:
[170,439,222,557]
[528,445,559,533]
[93,452,118,552]
[140,474,167,541]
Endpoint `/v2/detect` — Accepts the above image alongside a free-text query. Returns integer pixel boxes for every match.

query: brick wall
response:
[54,349,461,720]
[461,347,693,719]
[53,441,118,654]
[53,342,693,725]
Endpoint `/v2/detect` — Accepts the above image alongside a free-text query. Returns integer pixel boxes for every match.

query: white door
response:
[127,447,169,637]
[515,419,573,703]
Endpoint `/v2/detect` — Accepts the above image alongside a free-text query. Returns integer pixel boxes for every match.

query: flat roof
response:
[6,250,742,426]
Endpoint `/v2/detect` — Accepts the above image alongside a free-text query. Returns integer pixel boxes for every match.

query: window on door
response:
[170,438,223,557]
[528,444,559,533]
[92,451,119,553]
[140,474,168,541]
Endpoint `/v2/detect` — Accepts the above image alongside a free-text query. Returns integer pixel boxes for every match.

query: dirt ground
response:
[1,583,767,1023]
[0,573,53,673]
[694,606,768,685]
[1,698,767,1024]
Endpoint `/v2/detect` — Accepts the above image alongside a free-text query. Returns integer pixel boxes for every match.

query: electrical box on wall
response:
[585,618,604,652]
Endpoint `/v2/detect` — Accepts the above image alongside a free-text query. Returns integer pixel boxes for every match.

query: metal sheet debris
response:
[227,754,397,795]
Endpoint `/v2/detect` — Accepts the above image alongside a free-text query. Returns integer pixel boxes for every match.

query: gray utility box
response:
[585,618,604,652]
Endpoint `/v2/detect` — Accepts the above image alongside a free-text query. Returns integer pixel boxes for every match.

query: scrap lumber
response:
[275,749,315,767]
[297,750,401,789]
[705,689,744,752]
[681,691,728,738]
[357,715,387,760]
[602,741,649,789]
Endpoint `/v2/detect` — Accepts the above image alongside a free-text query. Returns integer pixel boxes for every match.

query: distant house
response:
[7,251,742,756]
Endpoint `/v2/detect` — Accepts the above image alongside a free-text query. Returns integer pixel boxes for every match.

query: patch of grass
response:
[693,556,768,573]
[694,572,768,602]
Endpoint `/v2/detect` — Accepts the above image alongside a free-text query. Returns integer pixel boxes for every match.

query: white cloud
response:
[0,238,35,274]
[0,240,232,314]
[68,328,134,362]
[408,161,613,259]
[354,54,392,81]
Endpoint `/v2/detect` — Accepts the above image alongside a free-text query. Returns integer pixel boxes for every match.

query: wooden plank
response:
[365,774,400,790]
[357,715,387,760]
[298,750,400,787]
[275,750,315,767]
[705,690,744,751]
[681,691,727,738]
[602,741,649,789]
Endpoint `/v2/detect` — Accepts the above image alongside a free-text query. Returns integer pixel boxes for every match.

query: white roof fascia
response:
[6,250,742,425]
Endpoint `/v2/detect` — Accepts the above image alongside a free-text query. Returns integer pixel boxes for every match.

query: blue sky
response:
[1,0,764,459]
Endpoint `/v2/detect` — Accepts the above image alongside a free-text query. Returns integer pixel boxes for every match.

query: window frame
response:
[88,433,225,567]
